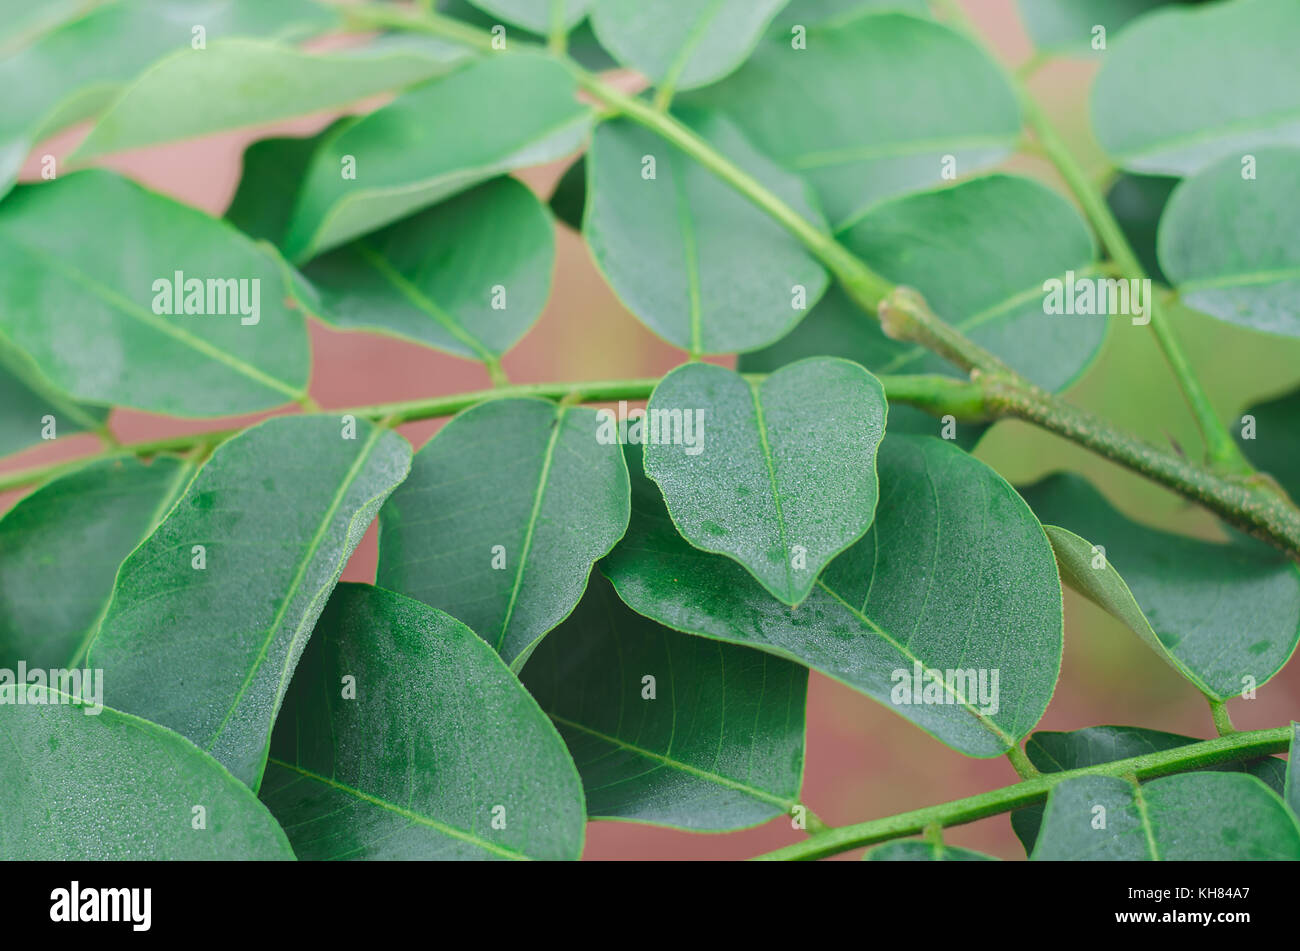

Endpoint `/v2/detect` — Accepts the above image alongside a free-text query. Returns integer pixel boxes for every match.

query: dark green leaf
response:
[687,13,1021,230]
[261,584,585,860]
[521,574,806,831]
[549,155,586,231]
[378,398,630,671]
[1105,172,1177,283]
[1021,473,1300,700]
[0,455,194,669]
[1092,0,1300,175]
[1287,722,1299,817]
[589,0,787,93]
[864,839,997,861]
[89,415,412,788]
[0,687,293,859]
[643,359,886,605]
[0,170,310,416]
[1031,772,1300,860]
[1010,725,1288,854]
[603,437,1063,757]
[585,110,829,354]
[1158,147,1300,338]
[301,177,554,362]
[1236,388,1300,511]
[282,53,591,262]
[227,121,349,247]
[72,37,464,160]
[0,342,108,457]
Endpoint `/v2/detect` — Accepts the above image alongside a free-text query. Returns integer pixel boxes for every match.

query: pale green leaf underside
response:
[1091,0,1300,175]
[0,454,194,670]
[1011,725,1288,854]
[1158,147,1300,338]
[303,177,554,362]
[283,53,592,262]
[521,574,806,831]
[585,110,829,354]
[378,398,630,671]
[1017,0,1176,54]
[1022,473,1300,700]
[71,37,467,160]
[590,0,787,92]
[686,12,1021,230]
[643,358,886,605]
[89,415,412,789]
[0,169,310,416]
[0,688,294,860]
[604,437,1063,757]
[261,584,585,860]
[1032,772,1300,860]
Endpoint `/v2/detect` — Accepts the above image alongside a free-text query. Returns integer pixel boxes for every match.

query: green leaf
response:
[1021,473,1300,700]
[1287,722,1300,818]
[301,177,554,362]
[227,122,346,247]
[687,13,1021,230]
[1010,725,1288,854]
[1236,388,1300,502]
[1031,772,1300,860]
[1092,0,1300,176]
[603,437,1063,757]
[1106,172,1177,283]
[589,0,787,93]
[1158,147,1300,338]
[88,415,412,788]
[643,359,886,605]
[521,574,806,831]
[0,455,194,670]
[775,0,930,28]
[0,170,310,416]
[585,110,829,354]
[71,37,465,161]
[440,0,615,70]
[0,0,86,55]
[282,53,591,262]
[864,840,997,861]
[742,174,1103,398]
[1017,0,1178,55]
[0,342,108,457]
[462,0,591,34]
[260,584,585,860]
[378,398,630,671]
[0,687,293,860]
[0,0,337,196]
[549,155,586,231]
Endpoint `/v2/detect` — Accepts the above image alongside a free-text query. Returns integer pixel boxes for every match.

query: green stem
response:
[755,726,1292,860]
[1006,745,1039,779]
[0,374,986,494]
[1209,699,1237,737]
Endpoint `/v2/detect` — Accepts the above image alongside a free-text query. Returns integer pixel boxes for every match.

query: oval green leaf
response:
[89,415,413,788]
[643,359,886,605]
[585,110,829,354]
[521,573,807,831]
[377,398,630,671]
[603,437,1063,757]
[260,584,585,860]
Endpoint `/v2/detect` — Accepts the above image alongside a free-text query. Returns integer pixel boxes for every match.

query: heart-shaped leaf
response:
[603,437,1063,757]
[1158,147,1300,338]
[589,0,787,94]
[89,415,412,788]
[1031,772,1300,860]
[864,840,997,861]
[0,0,337,196]
[0,343,108,457]
[1092,0,1300,176]
[1009,725,1288,854]
[378,398,630,671]
[521,574,807,831]
[283,53,592,262]
[301,177,554,364]
[585,110,829,354]
[0,687,293,860]
[260,584,585,860]
[0,455,194,670]
[687,12,1021,230]
[643,358,886,605]
[1021,473,1300,700]
[742,174,1102,407]
[0,170,310,416]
